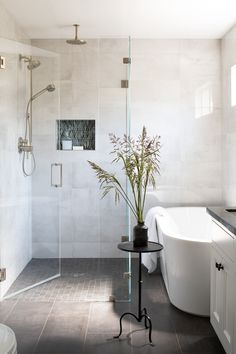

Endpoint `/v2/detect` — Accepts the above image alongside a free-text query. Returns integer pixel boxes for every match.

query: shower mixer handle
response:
[18,137,33,153]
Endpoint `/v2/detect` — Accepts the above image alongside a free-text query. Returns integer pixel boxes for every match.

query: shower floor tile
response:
[5,258,130,302]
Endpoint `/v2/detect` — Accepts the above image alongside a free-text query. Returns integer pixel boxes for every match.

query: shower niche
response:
[57,119,95,151]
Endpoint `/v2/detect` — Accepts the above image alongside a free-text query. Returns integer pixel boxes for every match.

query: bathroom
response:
[0,0,236,353]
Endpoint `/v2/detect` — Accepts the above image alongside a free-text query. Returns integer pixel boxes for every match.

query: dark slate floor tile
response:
[177,334,226,354]
[84,333,132,354]
[35,302,90,354]
[128,304,180,352]
[87,302,131,334]
[170,306,216,337]
[4,300,53,354]
[0,299,17,322]
[129,327,181,354]
[0,258,226,354]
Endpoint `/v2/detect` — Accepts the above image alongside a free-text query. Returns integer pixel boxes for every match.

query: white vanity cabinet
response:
[210,220,236,354]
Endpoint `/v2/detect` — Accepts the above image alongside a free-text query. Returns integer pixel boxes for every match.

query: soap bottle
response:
[62,131,72,150]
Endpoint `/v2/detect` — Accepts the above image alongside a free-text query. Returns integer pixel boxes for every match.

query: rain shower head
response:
[27,59,40,70]
[66,24,86,45]
[19,54,41,70]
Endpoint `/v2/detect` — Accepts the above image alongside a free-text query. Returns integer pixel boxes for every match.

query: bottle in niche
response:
[62,131,72,150]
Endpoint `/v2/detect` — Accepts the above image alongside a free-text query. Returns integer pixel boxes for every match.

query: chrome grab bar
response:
[51,163,62,187]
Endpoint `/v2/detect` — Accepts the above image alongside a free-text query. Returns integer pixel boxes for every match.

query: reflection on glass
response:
[231,64,236,107]
[195,82,213,118]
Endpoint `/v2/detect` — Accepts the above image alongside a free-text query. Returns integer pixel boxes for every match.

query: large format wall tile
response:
[31,38,130,258]
[222,25,236,205]
[31,38,222,259]
[0,4,31,298]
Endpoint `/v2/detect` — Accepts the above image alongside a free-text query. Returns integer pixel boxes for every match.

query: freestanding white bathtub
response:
[145,207,212,316]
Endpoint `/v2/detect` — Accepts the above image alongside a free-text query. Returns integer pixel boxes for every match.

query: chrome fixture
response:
[19,54,55,177]
[19,54,40,70]
[66,24,86,45]
[123,57,131,64]
[121,236,129,242]
[0,56,6,69]
[51,163,63,188]
[0,268,6,282]
[121,80,129,88]
[30,84,55,102]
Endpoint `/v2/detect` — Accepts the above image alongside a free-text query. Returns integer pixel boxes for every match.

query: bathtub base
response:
[160,249,210,317]
[168,296,210,317]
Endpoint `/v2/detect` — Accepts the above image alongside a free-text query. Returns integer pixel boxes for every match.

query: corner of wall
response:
[0,2,30,44]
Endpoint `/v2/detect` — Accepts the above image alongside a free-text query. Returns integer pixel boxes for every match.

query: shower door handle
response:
[51,163,62,188]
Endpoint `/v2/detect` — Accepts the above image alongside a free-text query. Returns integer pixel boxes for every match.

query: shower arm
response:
[74,24,78,40]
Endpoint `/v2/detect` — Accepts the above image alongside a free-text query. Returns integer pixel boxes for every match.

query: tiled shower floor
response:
[6,258,130,302]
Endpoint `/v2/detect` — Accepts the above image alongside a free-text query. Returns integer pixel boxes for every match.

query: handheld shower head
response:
[46,84,55,92]
[31,84,56,101]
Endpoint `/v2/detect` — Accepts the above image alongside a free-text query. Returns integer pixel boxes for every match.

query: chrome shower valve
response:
[18,137,33,153]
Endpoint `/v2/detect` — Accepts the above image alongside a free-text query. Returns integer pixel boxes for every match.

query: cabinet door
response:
[221,257,234,354]
[211,246,234,354]
[211,247,223,331]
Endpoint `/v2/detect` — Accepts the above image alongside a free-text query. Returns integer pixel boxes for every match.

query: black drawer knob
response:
[215,262,224,271]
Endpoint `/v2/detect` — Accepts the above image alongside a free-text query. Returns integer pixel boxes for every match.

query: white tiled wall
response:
[130,39,222,211]
[0,4,31,298]
[31,38,222,259]
[31,39,129,258]
[221,25,236,205]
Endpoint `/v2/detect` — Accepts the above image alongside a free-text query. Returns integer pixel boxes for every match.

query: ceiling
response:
[1,0,236,39]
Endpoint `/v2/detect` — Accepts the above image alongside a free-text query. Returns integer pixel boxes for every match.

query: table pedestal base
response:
[114,242,163,346]
[114,307,153,344]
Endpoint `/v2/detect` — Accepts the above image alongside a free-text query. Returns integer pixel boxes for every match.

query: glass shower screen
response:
[1,36,131,303]
[0,40,61,300]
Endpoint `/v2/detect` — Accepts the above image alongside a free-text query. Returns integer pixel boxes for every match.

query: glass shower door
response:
[0,35,131,302]
[56,36,132,302]
[29,48,61,294]
[98,36,132,302]
[0,41,61,299]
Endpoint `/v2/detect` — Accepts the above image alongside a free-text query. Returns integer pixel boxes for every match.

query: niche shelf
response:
[56,120,95,151]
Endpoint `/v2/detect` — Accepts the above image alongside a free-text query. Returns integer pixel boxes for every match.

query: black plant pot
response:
[133,222,148,248]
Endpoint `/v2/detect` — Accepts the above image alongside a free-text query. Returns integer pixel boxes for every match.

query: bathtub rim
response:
[156,206,212,243]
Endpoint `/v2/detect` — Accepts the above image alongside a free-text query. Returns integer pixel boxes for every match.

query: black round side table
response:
[114,241,163,345]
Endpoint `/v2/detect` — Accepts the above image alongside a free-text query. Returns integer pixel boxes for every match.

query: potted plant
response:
[88,126,161,247]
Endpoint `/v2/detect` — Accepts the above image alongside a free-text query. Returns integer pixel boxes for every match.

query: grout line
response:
[158,268,183,354]
[33,299,55,354]
[175,332,184,354]
[3,298,19,324]
[83,302,93,352]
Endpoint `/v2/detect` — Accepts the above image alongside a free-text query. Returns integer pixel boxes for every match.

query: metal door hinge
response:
[123,272,131,279]
[123,57,131,64]
[109,295,116,302]
[0,56,6,69]
[121,235,129,242]
[121,80,129,88]
[0,268,6,282]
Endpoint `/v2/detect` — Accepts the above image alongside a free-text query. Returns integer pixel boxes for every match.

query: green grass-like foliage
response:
[88,127,161,223]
